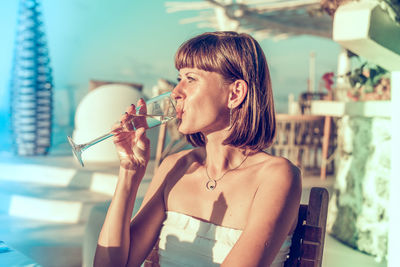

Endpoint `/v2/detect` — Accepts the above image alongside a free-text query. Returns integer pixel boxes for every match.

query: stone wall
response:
[327,115,391,261]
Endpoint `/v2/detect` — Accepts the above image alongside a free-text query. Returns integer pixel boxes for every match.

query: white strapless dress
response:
[158,211,291,266]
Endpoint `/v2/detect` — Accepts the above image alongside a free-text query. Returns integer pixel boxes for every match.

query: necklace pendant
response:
[206,180,217,191]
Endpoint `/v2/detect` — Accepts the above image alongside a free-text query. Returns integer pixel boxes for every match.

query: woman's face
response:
[172,67,231,135]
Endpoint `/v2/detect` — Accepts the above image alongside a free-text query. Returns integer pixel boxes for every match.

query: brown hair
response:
[175,31,275,151]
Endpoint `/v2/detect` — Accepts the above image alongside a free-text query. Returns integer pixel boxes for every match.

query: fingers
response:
[120,99,141,131]
[111,122,123,134]
[135,127,148,148]
[133,98,149,129]
[133,127,150,161]
[113,98,148,135]
[122,111,134,131]
[111,121,133,144]
[137,98,147,114]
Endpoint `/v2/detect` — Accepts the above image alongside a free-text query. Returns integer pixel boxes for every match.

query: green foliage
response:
[348,65,388,92]
[346,54,389,93]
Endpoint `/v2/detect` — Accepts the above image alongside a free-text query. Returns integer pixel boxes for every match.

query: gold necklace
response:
[204,154,249,191]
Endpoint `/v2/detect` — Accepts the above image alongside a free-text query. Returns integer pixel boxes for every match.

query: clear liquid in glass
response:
[67,91,176,167]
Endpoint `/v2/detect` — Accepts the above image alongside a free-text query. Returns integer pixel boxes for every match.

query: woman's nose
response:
[171,83,183,100]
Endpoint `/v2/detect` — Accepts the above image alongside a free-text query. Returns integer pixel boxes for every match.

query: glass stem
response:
[81,132,115,152]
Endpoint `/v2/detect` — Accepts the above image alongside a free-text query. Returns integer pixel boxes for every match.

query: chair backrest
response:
[285,187,329,267]
[144,187,329,267]
[144,240,160,267]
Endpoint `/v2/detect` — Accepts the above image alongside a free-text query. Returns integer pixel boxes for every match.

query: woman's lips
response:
[176,106,184,119]
[177,111,183,119]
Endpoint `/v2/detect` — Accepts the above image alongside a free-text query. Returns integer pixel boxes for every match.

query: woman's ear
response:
[228,79,248,108]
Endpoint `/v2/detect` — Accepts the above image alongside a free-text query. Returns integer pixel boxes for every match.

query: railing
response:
[267,114,336,179]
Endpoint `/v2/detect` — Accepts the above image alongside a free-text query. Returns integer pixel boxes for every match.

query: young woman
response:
[94,31,301,267]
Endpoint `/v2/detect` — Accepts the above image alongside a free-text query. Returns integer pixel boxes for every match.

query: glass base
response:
[67,136,84,167]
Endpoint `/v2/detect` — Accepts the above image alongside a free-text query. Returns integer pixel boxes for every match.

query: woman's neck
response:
[202,131,247,176]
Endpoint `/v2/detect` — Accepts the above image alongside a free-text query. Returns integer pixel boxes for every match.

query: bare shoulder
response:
[252,153,302,193]
[265,154,301,179]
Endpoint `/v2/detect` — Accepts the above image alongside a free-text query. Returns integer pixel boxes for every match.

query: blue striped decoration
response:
[10,0,53,155]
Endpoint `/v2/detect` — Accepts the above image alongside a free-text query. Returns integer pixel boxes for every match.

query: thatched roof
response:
[166,0,333,40]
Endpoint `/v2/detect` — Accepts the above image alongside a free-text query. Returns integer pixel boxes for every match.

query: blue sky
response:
[0,0,341,151]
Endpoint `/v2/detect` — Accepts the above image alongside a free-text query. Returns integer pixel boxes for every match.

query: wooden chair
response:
[144,187,329,267]
[285,187,329,267]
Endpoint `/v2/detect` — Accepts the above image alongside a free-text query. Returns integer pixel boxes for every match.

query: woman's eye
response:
[177,75,195,83]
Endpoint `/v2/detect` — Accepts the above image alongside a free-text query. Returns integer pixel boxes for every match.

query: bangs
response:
[174,36,221,72]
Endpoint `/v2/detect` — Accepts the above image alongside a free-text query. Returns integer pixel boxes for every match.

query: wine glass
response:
[67,91,176,167]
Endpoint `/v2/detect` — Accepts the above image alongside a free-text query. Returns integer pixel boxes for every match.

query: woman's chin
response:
[178,127,191,135]
[178,124,197,135]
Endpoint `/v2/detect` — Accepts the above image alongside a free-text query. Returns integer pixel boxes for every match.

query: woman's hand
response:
[112,98,150,173]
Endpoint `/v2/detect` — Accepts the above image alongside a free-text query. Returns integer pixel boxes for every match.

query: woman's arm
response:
[221,158,302,267]
[94,99,159,267]
[125,153,181,266]
[94,167,145,267]
[94,151,181,267]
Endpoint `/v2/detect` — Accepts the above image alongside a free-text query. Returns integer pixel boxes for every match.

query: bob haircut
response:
[175,31,276,151]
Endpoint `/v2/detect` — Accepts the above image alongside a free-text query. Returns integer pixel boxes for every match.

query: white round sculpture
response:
[73,84,144,164]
